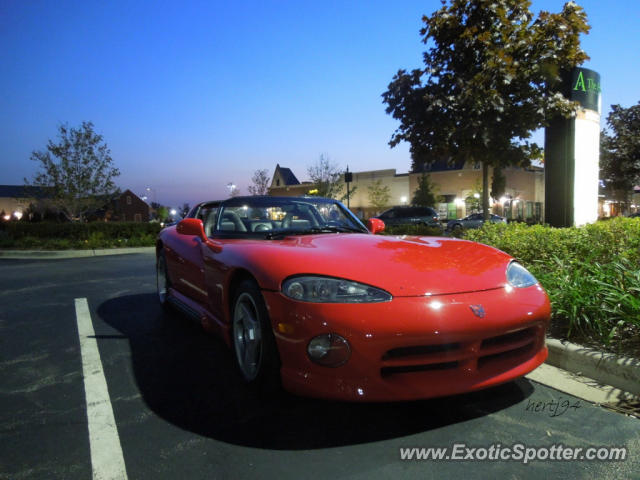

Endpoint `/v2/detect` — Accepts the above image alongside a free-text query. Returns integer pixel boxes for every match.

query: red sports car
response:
[156,196,550,401]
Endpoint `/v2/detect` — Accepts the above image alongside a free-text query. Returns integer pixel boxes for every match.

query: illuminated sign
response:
[569,67,601,113]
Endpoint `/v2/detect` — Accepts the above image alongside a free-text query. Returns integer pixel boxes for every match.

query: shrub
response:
[0,221,162,249]
[464,218,640,352]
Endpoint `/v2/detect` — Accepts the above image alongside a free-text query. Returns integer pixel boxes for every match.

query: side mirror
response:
[176,218,206,240]
[367,218,385,234]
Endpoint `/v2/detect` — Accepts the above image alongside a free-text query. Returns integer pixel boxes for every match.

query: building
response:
[0,185,54,220]
[0,185,149,222]
[268,164,313,196]
[109,189,150,222]
[268,161,545,221]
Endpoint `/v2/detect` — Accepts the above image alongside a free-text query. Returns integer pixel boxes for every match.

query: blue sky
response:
[1,0,638,208]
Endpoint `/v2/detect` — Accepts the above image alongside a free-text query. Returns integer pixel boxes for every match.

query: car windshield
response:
[213,196,368,238]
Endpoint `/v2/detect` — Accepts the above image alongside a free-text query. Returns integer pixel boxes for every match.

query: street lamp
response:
[227,182,237,196]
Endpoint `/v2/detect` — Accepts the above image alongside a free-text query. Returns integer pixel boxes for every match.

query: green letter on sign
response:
[573,71,586,92]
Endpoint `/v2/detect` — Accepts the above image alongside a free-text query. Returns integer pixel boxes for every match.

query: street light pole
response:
[344,166,353,209]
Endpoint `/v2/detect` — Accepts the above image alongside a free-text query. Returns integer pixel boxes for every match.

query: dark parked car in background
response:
[447,213,506,231]
[374,206,441,229]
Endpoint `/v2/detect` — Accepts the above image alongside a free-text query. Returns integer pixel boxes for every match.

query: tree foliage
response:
[600,102,640,205]
[465,178,484,213]
[248,169,271,195]
[26,122,120,221]
[155,206,169,221]
[382,0,590,219]
[412,173,439,207]
[367,179,391,211]
[307,154,345,199]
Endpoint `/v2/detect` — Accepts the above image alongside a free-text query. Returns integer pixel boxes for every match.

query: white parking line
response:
[75,298,128,480]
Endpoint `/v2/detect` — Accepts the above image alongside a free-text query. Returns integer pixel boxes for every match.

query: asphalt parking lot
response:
[1,253,638,479]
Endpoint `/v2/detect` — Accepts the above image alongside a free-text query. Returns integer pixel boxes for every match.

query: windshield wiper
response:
[307,225,365,233]
[264,225,364,239]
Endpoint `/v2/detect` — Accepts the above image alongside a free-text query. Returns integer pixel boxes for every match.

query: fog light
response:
[307,333,351,367]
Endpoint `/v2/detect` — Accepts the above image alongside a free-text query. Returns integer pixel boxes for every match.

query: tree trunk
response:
[482,162,490,221]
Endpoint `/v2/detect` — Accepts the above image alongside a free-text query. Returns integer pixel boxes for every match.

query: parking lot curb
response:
[545,337,640,396]
[0,247,155,259]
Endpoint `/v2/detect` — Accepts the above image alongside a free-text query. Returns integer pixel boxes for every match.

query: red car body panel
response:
[158,217,550,402]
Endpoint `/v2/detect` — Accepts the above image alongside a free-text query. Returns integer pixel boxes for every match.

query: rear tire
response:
[231,279,281,395]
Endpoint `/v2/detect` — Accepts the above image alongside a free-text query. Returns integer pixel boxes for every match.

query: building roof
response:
[0,185,54,199]
[275,164,300,185]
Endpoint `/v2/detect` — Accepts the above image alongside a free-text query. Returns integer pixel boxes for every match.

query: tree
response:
[180,203,191,217]
[491,166,507,201]
[25,122,120,221]
[382,0,589,220]
[307,154,344,199]
[248,169,270,195]
[412,173,440,207]
[156,206,169,221]
[600,102,640,208]
[463,178,483,213]
[367,179,391,212]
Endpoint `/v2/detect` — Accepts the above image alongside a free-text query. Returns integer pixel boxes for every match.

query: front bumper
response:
[263,285,550,402]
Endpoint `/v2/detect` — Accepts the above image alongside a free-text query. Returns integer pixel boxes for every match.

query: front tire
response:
[156,250,171,309]
[232,280,280,392]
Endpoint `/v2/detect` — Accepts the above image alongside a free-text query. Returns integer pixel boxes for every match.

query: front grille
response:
[380,326,540,378]
[381,361,458,377]
[477,342,534,369]
[382,342,460,360]
[481,327,536,350]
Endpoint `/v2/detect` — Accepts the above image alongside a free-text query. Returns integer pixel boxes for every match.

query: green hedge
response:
[0,221,162,249]
[463,218,640,352]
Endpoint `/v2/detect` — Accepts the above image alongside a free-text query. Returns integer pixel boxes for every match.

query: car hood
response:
[226,234,513,297]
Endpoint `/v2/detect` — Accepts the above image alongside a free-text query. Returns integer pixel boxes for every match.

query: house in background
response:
[268,164,314,196]
[0,185,149,222]
[109,189,150,222]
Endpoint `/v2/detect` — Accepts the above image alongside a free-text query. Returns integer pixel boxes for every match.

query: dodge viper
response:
[156,195,550,401]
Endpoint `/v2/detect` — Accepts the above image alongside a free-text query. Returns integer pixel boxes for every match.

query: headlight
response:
[282,275,391,303]
[506,261,538,288]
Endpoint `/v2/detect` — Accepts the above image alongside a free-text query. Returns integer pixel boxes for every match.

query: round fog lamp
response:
[307,333,351,367]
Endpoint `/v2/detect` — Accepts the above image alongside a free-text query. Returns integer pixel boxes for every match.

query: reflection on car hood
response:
[229,234,512,296]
